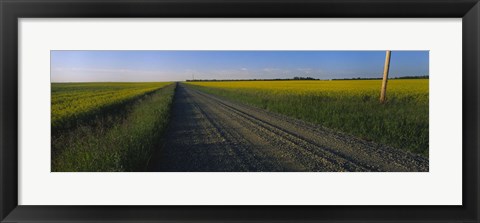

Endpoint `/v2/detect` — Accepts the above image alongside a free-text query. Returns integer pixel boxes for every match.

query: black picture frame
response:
[1,0,479,222]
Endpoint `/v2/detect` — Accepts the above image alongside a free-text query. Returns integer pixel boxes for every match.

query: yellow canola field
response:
[188,79,428,96]
[187,79,429,155]
[51,82,171,128]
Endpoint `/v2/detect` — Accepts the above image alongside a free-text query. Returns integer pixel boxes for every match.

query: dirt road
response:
[148,84,428,172]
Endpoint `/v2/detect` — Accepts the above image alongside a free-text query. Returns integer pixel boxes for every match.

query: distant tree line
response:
[293,76,317,80]
[186,75,428,82]
[186,76,319,82]
[332,75,429,80]
[394,75,429,79]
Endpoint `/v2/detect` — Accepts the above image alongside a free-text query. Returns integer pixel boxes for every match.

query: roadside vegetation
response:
[186,79,429,156]
[51,82,176,172]
[51,82,170,130]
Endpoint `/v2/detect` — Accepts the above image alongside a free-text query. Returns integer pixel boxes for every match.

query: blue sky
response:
[51,51,429,82]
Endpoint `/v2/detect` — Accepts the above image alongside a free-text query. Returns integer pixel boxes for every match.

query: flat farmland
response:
[50,51,430,172]
[186,79,429,156]
[51,80,429,172]
[52,82,171,129]
[51,82,175,172]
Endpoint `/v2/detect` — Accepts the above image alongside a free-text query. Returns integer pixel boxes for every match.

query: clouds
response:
[51,67,182,82]
[50,51,429,82]
[178,67,330,80]
[51,66,384,82]
[53,67,160,74]
[52,66,307,82]
[183,68,254,80]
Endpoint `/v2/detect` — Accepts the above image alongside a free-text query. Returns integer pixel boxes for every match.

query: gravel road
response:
[148,83,428,172]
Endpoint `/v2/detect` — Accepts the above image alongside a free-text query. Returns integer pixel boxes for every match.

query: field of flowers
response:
[51,82,171,129]
[51,82,175,172]
[186,79,429,156]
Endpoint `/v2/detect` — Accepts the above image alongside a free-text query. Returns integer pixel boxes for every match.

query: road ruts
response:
[148,83,428,172]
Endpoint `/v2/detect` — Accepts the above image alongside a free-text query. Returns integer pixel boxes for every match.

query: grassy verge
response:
[52,83,176,172]
[186,80,428,156]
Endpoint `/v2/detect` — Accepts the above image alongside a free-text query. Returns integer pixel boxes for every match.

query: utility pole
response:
[380,50,391,104]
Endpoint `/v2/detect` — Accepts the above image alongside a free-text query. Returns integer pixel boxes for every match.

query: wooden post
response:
[380,50,391,103]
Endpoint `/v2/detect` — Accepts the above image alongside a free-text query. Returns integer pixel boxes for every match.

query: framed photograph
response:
[1,0,478,222]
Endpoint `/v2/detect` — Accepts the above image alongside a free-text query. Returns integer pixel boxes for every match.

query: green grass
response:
[186,80,429,156]
[51,83,176,172]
